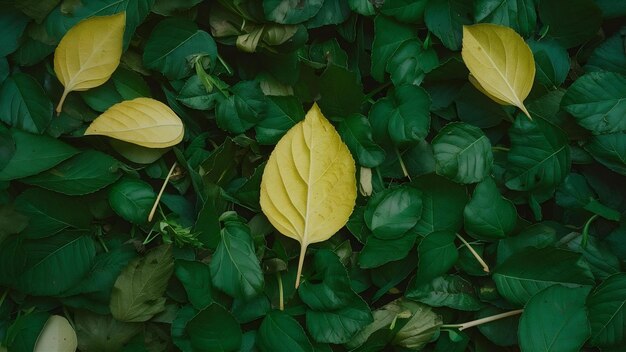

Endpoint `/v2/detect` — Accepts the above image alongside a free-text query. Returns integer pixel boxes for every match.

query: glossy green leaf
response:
[358,232,418,269]
[474,0,536,37]
[216,80,268,134]
[584,133,626,176]
[464,177,518,240]
[364,186,423,239]
[519,285,591,352]
[338,114,385,168]
[432,122,493,184]
[424,0,472,50]
[416,231,458,282]
[370,15,417,82]
[529,39,571,88]
[263,0,323,24]
[256,95,305,145]
[258,311,314,352]
[0,73,52,134]
[175,260,212,310]
[587,273,626,348]
[0,129,77,181]
[407,275,483,311]
[108,178,156,224]
[381,0,427,23]
[305,296,373,344]
[209,213,264,299]
[187,303,242,352]
[412,174,469,236]
[22,150,122,195]
[0,8,29,57]
[493,247,595,306]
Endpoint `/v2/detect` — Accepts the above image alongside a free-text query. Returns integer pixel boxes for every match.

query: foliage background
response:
[0,0,625,351]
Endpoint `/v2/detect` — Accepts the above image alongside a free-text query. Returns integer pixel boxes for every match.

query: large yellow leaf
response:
[260,103,357,288]
[462,24,535,118]
[34,315,78,352]
[84,97,184,148]
[54,13,126,114]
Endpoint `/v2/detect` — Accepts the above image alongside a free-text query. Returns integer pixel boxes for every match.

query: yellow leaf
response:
[260,103,357,288]
[462,24,535,118]
[85,97,184,148]
[54,13,126,114]
[34,315,78,352]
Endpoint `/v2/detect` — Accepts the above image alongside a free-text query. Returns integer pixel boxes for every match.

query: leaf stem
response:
[441,309,523,331]
[581,214,599,248]
[148,162,177,222]
[456,234,489,272]
[295,244,308,288]
[0,289,8,309]
[56,89,70,116]
[394,148,411,181]
[492,146,510,152]
[277,272,284,311]
[97,235,109,253]
[364,82,392,100]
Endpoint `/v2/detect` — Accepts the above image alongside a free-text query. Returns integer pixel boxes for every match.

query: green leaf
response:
[4,311,49,352]
[209,213,264,299]
[556,173,621,221]
[256,95,305,145]
[587,273,626,348]
[0,129,77,181]
[338,114,386,168]
[407,275,483,311]
[14,188,92,239]
[538,0,602,48]
[0,204,28,246]
[493,247,595,306]
[75,310,142,352]
[22,150,122,196]
[476,305,520,347]
[561,235,620,281]
[562,72,626,134]
[258,311,314,352]
[586,31,626,75]
[432,122,493,184]
[306,0,351,28]
[216,80,268,134]
[370,15,417,82]
[584,133,626,176]
[358,232,418,268]
[306,296,373,344]
[370,85,431,146]
[187,303,242,352]
[263,0,323,24]
[143,18,217,80]
[464,177,518,240]
[455,83,508,128]
[392,300,443,350]
[529,39,571,88]
[519,285,591,352]
[416,231,458,282]
[175,260,212,310]
[0,73,52,134]
[380,0,428,23]
[299,249,357,310]
[424,0,472,50]
[176,75,223,111]
[110,245,174,322]
[108,178,156,225]
[364,186,423,239]
[474,0,536,37]
[386,39,439,86]
[412,174,469,236]
[16,231,96,296]
[318,64,364,118]
[505,116,570,191]
[496,222,559,264]
[0,8,29,57]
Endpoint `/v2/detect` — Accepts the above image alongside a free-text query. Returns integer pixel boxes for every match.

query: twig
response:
[148,162,177,222]
[456,234,489,272]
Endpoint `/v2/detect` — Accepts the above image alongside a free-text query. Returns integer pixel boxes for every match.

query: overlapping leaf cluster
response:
[0,0,625,351]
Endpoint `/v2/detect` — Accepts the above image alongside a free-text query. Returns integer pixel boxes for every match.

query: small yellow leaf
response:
[34,315,78,352]
[54,13,126,114]
[462,24,535,118]
[260,103,357,288]
[85,97,184,148]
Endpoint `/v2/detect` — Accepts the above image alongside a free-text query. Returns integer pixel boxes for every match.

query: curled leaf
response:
[462,23,535,118]
[260,103,357,288]
[54,13,126,114]
[84,97,184,148]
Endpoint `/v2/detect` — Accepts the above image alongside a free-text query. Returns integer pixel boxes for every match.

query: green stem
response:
[492,146,510,152]
[0,289,8,309]
[364,82,392,100]
[217,54,233,75]
[277,272,284,311]
[97,236,109,253]
[581,214,599,248]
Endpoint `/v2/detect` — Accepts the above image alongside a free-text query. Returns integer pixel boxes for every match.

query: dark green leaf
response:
[407,275,483,311]
[412,174,469,235]
[493,247,595,306]
[110,245,174,322]
[0,8,29,57]
[538,0,602,48]
[370,15,417,82]
[22,150,122,195]
[587,273,626,348]
[464,177,518,240]
[305,296,373,344]
[338,114,385,168]
[258,311,314,352]
[263,0,323,24]
[529,39,571,88]
[256,95,305,145]
[364,186,423,239]
[209,213,264,299]
[0,73,52,134]
[358,232,418,268]
[424,0,472,50]
[519,285,591,352]
[175,260,212,310]
[416,231,458,282]
[216,80,267,134]
[109,178,156,225]
[381,0,428,23]
[584,133,626,176]
[474,0,536,37]
[187,303,242,352]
